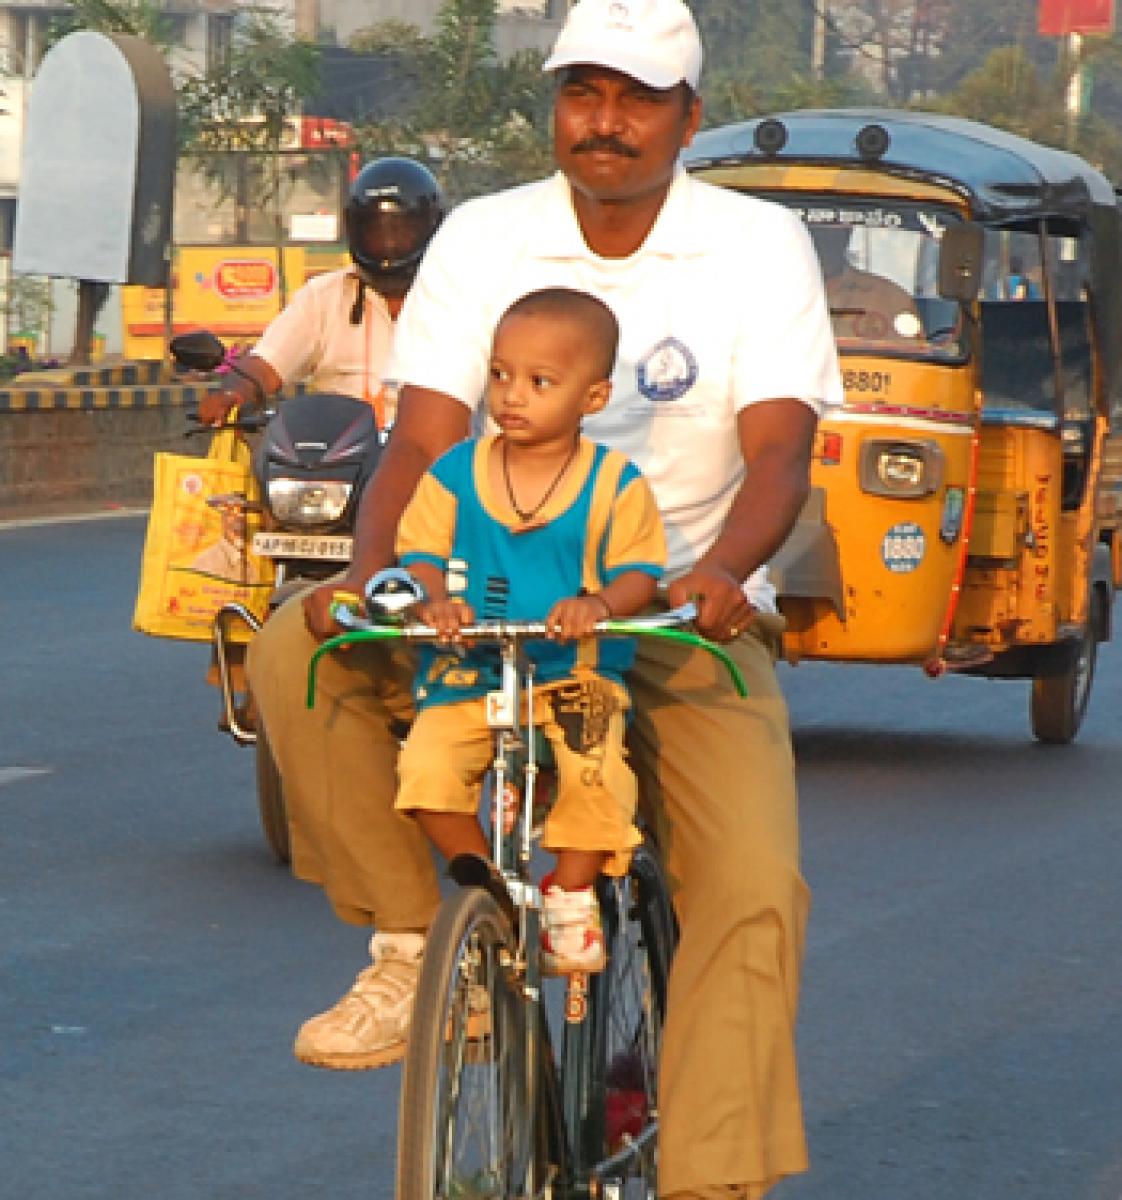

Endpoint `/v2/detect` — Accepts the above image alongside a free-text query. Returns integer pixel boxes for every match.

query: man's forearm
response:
[698,460,809,583]
[346,385,471,585]
[697,399,817,583]
[230,354,282,408]
[348,437,435,581]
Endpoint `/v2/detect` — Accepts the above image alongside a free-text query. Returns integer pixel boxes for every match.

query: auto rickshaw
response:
[684,110,1122,743]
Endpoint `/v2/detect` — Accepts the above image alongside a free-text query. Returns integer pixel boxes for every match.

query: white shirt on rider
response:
[253,266,397,419]
[387,168,843,607]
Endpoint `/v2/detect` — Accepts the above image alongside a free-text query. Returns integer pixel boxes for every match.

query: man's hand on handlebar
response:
[667,563,756,643]
[198,389,246,428]
[304,580,360,641]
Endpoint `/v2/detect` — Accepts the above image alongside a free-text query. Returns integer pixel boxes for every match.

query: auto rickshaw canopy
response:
[683,108,1122,425]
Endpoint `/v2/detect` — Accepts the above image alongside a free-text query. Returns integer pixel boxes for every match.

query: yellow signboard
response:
[122,244,349,360]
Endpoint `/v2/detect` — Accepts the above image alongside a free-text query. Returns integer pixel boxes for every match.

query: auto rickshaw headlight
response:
[859,439,943,498]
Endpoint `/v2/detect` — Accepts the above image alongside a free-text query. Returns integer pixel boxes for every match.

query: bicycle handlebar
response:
[305,599,749,708]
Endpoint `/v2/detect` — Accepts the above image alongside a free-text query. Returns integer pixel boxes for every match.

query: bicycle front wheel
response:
[563,840,676,1195]
[396,886,540,1200]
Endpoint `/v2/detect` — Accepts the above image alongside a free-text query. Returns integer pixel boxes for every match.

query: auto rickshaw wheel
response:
[1029,589,1105,745]
[255,719,291,864]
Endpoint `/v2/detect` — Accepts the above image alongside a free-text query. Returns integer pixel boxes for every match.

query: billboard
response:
[120,244,349,360]
[1039,0,1115,34]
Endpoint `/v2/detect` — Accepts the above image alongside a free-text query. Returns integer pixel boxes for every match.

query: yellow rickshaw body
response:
[685,111,1122,739]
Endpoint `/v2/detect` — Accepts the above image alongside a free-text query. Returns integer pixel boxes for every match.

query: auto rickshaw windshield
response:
[756,192,966,360]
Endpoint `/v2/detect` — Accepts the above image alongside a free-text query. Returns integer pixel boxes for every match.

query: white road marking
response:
[0,508,148,531]
[0,766,52,787]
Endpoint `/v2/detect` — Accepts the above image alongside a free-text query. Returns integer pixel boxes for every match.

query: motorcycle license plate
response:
[251,532,353,562]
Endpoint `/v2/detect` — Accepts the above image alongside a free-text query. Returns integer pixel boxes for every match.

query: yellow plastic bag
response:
[132,426,274,642]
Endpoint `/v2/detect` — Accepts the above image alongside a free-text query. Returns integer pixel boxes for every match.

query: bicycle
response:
[307,587,747,1199]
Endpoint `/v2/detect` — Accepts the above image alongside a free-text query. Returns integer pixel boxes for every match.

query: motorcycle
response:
[170,330,383,862]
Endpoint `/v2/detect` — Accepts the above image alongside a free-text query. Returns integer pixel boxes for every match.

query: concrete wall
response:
[0,367,208,518]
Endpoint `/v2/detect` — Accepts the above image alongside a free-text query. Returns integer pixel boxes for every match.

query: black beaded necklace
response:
[501,435,580,524]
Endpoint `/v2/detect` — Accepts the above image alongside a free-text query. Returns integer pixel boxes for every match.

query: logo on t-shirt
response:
[637,337,698,402]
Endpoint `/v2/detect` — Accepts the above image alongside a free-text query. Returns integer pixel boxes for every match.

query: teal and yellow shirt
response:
[396,435,665,709]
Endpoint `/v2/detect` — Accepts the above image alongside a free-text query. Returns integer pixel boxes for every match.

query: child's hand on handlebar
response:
[418,598,475,645]
[545,594,610,641]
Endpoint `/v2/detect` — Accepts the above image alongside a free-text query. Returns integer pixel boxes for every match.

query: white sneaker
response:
[293,931,424,1070]
[541,878,606,975]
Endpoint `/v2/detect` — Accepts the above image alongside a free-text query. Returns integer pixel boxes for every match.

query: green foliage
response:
[349,0,552,202]
[692,0,873,127]
[694,0,804,123]
[347,20,431,60]
[178,11,320,153]
[915,0,1048,95]
[418,0,500,135]
[3,275,54,342]
[47,0,172,52]
[924,45,1059,140]
[177,9,321,305]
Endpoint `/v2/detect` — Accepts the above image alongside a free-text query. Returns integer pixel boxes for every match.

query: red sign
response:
[213,259,277,301]
[1039,0,1114,33]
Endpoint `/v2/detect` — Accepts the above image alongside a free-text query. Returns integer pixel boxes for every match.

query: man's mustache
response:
[571,135,640,159]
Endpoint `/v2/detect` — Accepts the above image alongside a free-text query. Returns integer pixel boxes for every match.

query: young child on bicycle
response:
[392,286,666,974]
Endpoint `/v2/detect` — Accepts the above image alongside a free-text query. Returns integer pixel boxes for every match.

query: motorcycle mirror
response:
[170,329,227,372]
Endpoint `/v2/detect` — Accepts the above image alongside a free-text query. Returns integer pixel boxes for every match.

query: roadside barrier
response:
[0,361,209,517]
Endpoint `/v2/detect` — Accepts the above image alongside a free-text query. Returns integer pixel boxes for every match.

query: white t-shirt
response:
[254,267,397,417]
[388,169,842,606]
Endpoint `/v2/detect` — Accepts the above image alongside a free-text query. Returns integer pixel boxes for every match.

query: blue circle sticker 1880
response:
[881,522,926,573]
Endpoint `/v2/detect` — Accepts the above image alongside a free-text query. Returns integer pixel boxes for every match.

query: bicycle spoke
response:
[561,844,675,1196]
[398,889,544,1200]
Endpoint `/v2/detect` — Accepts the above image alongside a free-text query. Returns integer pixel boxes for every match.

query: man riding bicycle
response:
[247,1,842,1195]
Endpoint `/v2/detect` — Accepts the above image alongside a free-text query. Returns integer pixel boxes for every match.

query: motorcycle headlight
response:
[267,479,353,525]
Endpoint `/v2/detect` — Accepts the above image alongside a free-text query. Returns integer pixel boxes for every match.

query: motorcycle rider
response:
[198,156,445,431]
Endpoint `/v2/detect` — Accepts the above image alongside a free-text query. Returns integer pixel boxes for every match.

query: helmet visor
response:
[352,205,434,271]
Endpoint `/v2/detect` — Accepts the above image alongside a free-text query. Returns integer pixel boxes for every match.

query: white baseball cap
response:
[544,0,703,92]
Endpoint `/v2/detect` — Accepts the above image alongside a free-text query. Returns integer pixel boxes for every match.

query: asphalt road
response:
[3,513,1121,1200]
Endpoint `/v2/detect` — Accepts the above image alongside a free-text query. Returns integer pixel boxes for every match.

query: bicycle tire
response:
[253,720,290,864]
[561,839,677,1195]
[396,886,551,1199]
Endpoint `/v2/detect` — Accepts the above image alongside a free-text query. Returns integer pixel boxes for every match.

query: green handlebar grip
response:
[601,620,748,697]
[306,628,403,708]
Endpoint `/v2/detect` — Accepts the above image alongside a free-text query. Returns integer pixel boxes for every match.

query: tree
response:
[179,10,321,307]
[691,0,872,126]
[347,19,430,61]
[910,0,1048,95]
[928,40,1122,179]
[926,44,1060,139]
[46,0,171,52]
[3,274,54,358]
[694,0,809,121]
[418,0,501,136]
[349,0,552,201]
